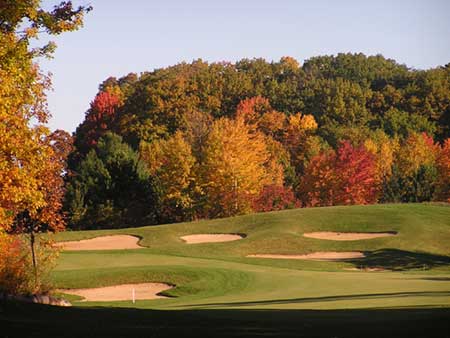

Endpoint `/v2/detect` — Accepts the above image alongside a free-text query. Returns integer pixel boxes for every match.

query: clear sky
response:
[38,0,450,133]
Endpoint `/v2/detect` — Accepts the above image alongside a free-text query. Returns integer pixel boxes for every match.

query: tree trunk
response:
[30,232,38,289]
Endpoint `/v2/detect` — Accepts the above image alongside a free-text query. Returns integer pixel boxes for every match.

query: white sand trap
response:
[303,231,396,241]
[60,283,172,302]
[58,235,143,251]
[344,267,385,272]
[247,251,365,261]
[181,234,244,244]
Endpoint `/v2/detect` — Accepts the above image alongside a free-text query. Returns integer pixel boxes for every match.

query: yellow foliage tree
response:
[201,116,281,217]
[364,131,400,183]
[140,131,197,221]
[0,1,90,230]
[396,132,438,176]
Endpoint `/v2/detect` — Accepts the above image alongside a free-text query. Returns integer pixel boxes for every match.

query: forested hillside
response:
[65,54,450,229]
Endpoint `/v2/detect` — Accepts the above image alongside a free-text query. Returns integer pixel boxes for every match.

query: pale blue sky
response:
[38,0,450,132]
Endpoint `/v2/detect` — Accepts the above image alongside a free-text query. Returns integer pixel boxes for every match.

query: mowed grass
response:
[3,203,450,337]
[49,203,450,310]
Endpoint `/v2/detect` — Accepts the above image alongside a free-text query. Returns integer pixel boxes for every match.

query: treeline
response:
[65,54,450,229]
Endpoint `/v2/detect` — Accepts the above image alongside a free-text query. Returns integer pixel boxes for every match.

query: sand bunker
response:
[303,231,396,241]
[247,251,365,261]
[344,267,386,272]
[58,235,143,251]
[60,283,173,302]
[181,234,244,244]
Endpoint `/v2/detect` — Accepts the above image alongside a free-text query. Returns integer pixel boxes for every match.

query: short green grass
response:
[3,203,450,337]
[49,203,450,310]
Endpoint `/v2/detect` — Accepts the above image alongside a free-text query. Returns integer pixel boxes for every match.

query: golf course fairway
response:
[2,203,450,337]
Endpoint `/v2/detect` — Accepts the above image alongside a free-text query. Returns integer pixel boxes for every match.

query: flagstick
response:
[132,288,135,304]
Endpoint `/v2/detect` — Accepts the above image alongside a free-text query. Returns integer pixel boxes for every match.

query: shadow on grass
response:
[349,249,450,271]
[1,300,449,338]
[186,291,450,308]
[419,277,450,281]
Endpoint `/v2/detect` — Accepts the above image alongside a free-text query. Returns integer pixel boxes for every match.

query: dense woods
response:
[65,55,450,229]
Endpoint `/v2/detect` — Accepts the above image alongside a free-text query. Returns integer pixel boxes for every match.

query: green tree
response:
[65,133,159,229]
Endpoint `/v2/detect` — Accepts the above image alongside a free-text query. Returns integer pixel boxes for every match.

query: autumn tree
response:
[434,139,450,202]
[0,1,90,293]
[140,131,197,222]
[299,141,378,206]
[11,130,72,289]
[396,132,438,176]
[73,90,122,155]
[333,141,379,204]
[298,150,337,207]
[0,1,90,226]
[235,96,272,126]
[363,130,399,184]
[201,116,282,217]
[253,185,298,212]
[380,133,439,202]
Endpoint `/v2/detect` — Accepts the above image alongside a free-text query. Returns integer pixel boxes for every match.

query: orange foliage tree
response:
[12,130,72,289]
[299,141,379,206]
[0,1,90,293]
[235,96,272,126]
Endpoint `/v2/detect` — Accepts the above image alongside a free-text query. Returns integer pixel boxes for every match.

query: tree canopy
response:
[66,54,450,228]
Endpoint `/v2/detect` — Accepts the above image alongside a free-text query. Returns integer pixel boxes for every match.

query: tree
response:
[434,139,450,202]
[253,185,298,212]
[382,164,438,203]
[235,96,272,126]
[396,132,438,176]
[0,1,90,227]
[333,141,379,205]
[201,116,282,217]
[299,141,378,206]
[140,132,197,222]
[0,1,90,293]
[380,132,439,203]
[65,133,159,229]
[282,113,321,176]
[11,130,72,288]
[73,90,122,155]
[363,131,399,184]
[298,150,336,207]
[380,108,436,139]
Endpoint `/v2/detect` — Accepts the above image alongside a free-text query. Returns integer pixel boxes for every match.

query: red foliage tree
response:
[333,141,379,205]
[86,91,121,144]
[298,150,337,207]
[299,141,379,206]
[235,96,272,126]
[253,185,299,212]
[74,91,121,154]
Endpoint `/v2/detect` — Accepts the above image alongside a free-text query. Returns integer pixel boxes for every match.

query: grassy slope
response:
[48,203,450,310]
[3,204,450,337]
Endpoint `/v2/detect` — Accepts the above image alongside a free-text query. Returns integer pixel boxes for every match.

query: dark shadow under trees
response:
[348,249,450,271]
[1,300,449,338]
